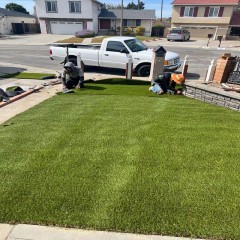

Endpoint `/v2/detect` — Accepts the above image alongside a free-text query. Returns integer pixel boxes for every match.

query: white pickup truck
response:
[50,37,181,77]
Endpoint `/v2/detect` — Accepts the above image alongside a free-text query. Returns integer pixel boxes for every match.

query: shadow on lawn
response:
[85,78,149,85]
[82,85,106,90]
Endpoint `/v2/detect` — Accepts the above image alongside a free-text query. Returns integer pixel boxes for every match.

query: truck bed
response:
[51,43,101,50]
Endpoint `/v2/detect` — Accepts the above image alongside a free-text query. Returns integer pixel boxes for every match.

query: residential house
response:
[171,0,240,39]
[0,8,38,35]
[34,0,102,34]
[98,8,156,36]
[228,4,240,39]
[34,0,156,36]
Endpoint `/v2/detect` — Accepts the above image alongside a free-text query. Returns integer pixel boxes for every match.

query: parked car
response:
[167,29,190,41]
[50,37,181,77]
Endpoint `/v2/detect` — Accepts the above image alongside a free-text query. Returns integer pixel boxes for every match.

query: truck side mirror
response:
[121,49,129,54]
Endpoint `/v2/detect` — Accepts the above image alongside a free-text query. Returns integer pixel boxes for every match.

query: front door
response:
[100,19,111,30]
[100,40,129,69]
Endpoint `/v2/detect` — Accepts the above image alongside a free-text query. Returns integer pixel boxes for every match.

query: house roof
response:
[172,0,239,5]
[93,0,103,5]
[98,8,156,19]
[0,7,35,18]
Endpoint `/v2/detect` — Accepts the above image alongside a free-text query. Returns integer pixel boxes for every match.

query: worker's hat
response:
[171,73,185,85]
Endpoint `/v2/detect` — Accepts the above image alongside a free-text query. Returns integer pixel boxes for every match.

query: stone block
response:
[204,99,213,104]
[229,102,239,109]
[217,95,225,100]
[230,99,240,104]
[229,107,239,111]
[216,101,225,107]
[185,93,195,99]
[195,94,202,99]
[196,89,202,94]
[204,95,213,101]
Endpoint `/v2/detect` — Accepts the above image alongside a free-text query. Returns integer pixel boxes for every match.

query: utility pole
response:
[138,0,140,10]
[120,0,123,36]
[160,0,163,22]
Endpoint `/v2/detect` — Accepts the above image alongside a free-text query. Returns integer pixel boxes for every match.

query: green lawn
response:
[91,36,156,43]
[2,72,55,80]
[1,79,240,240]
[55,37,84,43]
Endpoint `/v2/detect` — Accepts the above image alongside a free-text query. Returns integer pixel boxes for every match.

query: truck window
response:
[106,41,127,52]
[124,39,147,52]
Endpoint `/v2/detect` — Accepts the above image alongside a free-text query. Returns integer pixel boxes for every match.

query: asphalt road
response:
[0,44,239,80]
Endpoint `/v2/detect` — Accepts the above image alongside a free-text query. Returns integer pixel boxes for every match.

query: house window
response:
[123,20,141,27]
[209,7,220,17]
[184,7,194,17]
[69,1,81,13]
[46,1,57,12]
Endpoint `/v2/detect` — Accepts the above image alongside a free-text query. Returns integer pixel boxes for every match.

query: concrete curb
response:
[0,87,43,108]
[0,80,62,108]
[1,224,205,240]
[0,224,14,240]
[0,84,61,124]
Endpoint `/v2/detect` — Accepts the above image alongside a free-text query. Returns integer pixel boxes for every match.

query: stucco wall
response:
[115,19,152,36]
[35,0,94,19]
[91,1,100,33]
[171,23,229,38]
[39,19,47,33]
[0,16,36,35]
[172,5,234,25]
[171,5,234,38]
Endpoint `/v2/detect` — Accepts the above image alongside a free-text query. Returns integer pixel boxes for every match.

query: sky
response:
[0,0,173,17]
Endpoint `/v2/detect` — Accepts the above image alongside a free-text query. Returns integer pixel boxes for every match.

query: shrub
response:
[123,27,132,36]
[134,26,145,36]
[75,30,95,38]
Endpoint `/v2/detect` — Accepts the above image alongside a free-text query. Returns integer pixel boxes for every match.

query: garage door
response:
[50,21,83,35]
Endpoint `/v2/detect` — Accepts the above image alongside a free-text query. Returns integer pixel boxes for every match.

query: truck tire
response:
[137,64,151,77]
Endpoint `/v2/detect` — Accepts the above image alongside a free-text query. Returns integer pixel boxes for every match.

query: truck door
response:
[100,41,129,69]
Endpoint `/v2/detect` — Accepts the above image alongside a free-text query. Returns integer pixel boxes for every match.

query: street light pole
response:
[120,0,123,36]
[160,0,163,22]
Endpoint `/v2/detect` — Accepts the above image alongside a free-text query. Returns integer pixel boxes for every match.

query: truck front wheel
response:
[137,64,151,77]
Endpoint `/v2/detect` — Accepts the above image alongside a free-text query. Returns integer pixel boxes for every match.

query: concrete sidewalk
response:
[144,38,240,52]
[0,34,239,52]
[0,34,73,46]
[0,224,204,240]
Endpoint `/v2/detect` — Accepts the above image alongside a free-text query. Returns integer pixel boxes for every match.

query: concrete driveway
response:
[0,34,72,46]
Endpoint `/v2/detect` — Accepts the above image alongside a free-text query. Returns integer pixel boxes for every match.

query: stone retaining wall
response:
[185,85,240,112]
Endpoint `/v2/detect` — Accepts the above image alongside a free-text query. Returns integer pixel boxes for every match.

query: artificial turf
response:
[0,79,240,240]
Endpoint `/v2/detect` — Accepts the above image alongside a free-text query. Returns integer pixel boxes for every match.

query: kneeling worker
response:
[151,73,185,95]
[61,62,84,90]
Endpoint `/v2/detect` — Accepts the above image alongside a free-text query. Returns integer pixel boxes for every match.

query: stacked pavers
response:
[185,85,240,111]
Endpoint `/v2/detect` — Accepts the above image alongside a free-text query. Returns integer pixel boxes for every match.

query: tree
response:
[5,3,29,14]
[126,1,145,10]
[104,3,123,9]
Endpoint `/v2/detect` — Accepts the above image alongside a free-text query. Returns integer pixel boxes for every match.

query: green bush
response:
[134,26,145,36]
[75,30,95,38]
[123,27,132,36]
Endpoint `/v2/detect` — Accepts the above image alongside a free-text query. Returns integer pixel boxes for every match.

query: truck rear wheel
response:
[137,64,151,77]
